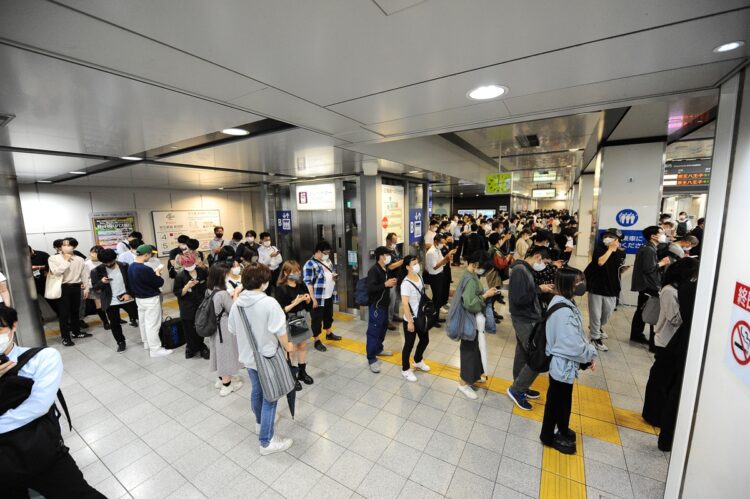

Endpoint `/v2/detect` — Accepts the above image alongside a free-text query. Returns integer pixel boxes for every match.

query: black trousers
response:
[58,283,82,341]
[540,377,574,444]
[7,448,106,499]
[105,301,138,344]
[427,272,449,312]
[182,318,206,353]
[402,320,429,371]
[630,290,656,340]
[311,298,334,338]
[642,347,672,426]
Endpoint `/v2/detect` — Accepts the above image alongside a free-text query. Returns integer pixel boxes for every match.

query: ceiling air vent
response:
[0,113,16,128]
[515,134,540,148]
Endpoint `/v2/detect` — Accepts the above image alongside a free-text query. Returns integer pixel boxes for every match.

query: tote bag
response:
[44,273,62,300]
[446,274,477,342]
[238,303,296,402]
[642,295,661,325]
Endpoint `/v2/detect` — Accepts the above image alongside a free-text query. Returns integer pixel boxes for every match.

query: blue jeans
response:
[247,368,278,447]
[366,305,388,364]
[485,301,496,334]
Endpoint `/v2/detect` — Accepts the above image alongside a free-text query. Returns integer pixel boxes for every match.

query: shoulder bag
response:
[238,301,296,402]
[44,272,62,300]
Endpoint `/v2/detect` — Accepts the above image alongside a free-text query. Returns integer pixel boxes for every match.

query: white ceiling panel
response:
[503,60,738,117]
[55,0,749,105]
[329,10,748,126]
[372,0,428,15]
[0,0,267,102]
[12,153,103,182]
[0,44,262,157]
[608,102,670,140]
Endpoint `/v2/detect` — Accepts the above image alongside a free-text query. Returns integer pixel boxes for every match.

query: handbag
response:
[238,302,296,402]
[642,295,661,325]
[446,274,477,342]
[287,312,310,337]
[44,272,62,300]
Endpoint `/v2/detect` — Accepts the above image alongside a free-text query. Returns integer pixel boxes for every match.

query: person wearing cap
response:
[583,229,627,351]
[127,244,172,357]
[173,250,210,359]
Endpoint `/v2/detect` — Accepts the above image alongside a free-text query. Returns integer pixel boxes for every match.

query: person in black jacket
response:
[237,230,260,264]
[584,230,627,352]
[173,253,209,359]
[630,226,671,346]
[90,249,139,352]
[461,224,486,260]
[365,247,398,373]
[689,218,705,257]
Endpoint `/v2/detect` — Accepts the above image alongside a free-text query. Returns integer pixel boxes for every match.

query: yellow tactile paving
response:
[613,407,658,435]
[332,311,354,322]
[576,384,616,423]
[580,415,621,445]
[539,470,587,499]
[542,445,585,482]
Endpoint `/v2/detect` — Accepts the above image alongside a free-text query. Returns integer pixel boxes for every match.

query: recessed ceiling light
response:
[713,41,744,53]
[69,171,86,175]
[475,194,479,197]
[467,85,508,100]
[221,128,250,136]
[460,192,464,195]
[37,180,52,183]
[218,187,224,190]
[267,172,276,177]
[121,156,142,161]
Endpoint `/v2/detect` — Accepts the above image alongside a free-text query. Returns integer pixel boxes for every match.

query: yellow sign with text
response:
[486,173,512,194]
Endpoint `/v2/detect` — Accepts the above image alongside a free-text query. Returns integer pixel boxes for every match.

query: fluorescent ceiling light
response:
[221,128,250,136]
[713,41,744,53]
[218,187,224,190]
[568,148,580,152]
[69,171,86,175]
[37,180,52,183]
[121,156,142,161]
[467,85,508,100]
[408,170,420,174]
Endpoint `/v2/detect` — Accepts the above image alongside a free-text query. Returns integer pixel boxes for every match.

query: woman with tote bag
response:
[228,262,296,456]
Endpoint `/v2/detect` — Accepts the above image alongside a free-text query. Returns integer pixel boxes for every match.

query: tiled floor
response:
[42,264,669,499]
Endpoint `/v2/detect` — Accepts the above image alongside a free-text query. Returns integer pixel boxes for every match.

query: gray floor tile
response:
[459,442,502,480]
[247,450,297,485]
[114,451,169,491]
[582,435,627,470]
[166,482,209,499]
[629,472,666,499]
[501,433,543,468]
[270,460,322,499]
[327,450,375,490]
[383,394,419,418]
[368,410,406,438]
[398,479,445,499]
[408,403,445,429]
[82,460,113,487]
[323,417,366,447]
[130,466,186,499]
[586,486,627,499]
[214,470,268,499]
[324,393,358,414]
[395,420,435,451]
[420,389,454,411]
[304,475,353,499]
[492,483,534,498]
[623,447,669,481]
[101,439,153,474]
[618,427,661,454]
[447,467,495,499]
[192,457,245,496]
[378,440,423,477]
[436,413,474,441]
[584,458,635,498]
[496,456,541,498]
[92,475,129,499]
[506,415,542,441]
[447,395,482,420]
[360,386,395,408]
[424,430,467,465]
[172,442,222,477]
[468,422,507,455]
[344,401,381,426]
[357,463,407,499]
[410,453,457,495]
[476,405,512,431]
[348,427,392,462]
[224,435,262,470]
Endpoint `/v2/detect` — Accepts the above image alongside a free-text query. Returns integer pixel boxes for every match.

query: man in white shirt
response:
[257,232,283,294]
[424,234,456,323]
[424,219,438,249]
[0,306,106,497]
[117,238,142,265]
[116,231,142,255]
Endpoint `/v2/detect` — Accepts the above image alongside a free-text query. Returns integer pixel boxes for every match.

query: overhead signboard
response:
[663,158,711,193]
[532,188,556,199]
[151,210,221,257]
[533,171,557,182]
[296,182,336,211]
[485,173,512,194]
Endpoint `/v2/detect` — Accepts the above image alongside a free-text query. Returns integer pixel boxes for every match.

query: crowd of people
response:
[0,207,706,494]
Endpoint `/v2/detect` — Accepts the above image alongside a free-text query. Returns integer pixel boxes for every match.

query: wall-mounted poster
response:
[381,184,405,243]
[296,182,336,210]
[151,210,221,257]
[91,211,138,250]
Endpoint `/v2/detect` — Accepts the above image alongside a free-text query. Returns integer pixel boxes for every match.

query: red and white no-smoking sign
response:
[728,282,750,384]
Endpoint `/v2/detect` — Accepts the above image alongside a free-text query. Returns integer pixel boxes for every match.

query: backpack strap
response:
[5,347,46,378]
[56,389,72,431]
[544,302,574,318]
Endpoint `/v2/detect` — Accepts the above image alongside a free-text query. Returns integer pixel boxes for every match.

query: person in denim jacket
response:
[540,268,597,455]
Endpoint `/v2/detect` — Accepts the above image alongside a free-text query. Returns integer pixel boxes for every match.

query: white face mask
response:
[0,331,12,352]
[435,244,443,250]
[657,234,668,244]
[383,255,392,265]
[321,254,330,262]
[260,282,269,292]
[263,241,271,247]
[602,237,615,246]
[412,263,421,274]
[679,216,686,221]
[179,244,188,250]
[231,267,241,276]
[184,265,196,272]
[532,261,547,272]
[476,268,485,275]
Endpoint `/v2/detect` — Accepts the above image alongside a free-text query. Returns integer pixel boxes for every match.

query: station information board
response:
[663,158,711,193]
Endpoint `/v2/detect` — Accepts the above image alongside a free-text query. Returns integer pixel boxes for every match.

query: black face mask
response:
[216,233,224,239]
[574,282,587,296]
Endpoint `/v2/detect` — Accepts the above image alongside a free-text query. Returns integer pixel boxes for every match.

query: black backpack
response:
[404,278,437,333]
[676,221,688,237]
[195,290,223,341]
[355,277,369,306]
[526,302,574,373]
[0,347,71,480]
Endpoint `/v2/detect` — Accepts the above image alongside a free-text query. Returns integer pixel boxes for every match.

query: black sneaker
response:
[558,429,576,442]
[326,332,342,341]
[298,371,314,385]
[62,339,75,347]
[72,332,92,339]
[129,319,139,328]
[552,434,576,455]
[525,389,541,399]
[200,348,210,360]
[103,323,111,330]
[314,340,327,352]
[119,319,127,324]
[185,349,196,359]
[116,342,126,353]
[78,320,89,329]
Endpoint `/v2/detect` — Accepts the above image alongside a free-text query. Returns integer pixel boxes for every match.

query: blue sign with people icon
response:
[616,208,639,227]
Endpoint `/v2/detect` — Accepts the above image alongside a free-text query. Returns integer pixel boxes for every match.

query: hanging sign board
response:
[381,184,405,243]
[663,159,711,193]
[296,183,336,211]
[91,211,138,251]
[728,282,750,388]
[486,173,512,194]
[276,210,292,234]
[408,208,423,244]
[151,210,221,257]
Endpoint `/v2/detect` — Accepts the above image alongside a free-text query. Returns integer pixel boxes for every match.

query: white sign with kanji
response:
[728,282,750,388]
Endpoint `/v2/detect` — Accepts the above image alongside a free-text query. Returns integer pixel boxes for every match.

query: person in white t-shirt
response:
[424,220,438,249]
[257,232,283,294]
[0,270,10,306]
[400,255,432,382]
[117,238,142,265]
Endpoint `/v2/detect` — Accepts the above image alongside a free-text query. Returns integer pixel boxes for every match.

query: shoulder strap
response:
[5,347,45,378]
[544,302,574,318]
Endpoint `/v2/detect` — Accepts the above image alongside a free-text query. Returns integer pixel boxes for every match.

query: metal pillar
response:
[0,128,45,346]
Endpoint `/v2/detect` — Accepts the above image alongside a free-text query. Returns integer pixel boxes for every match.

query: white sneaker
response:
[142,343,149,350]
[600,330,609,339]
[259,435,293,455]
[413,361,431,372]
[458,383,478,400]
[149,347,173,358]
[214,379,222,389]
[401,369,417,382]
[219,381,243,397]
[369,361,382,373]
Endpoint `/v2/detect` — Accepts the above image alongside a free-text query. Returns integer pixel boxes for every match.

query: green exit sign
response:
[346,200,353,208]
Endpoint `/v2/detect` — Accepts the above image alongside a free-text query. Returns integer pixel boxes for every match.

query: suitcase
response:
[159,316,185,350]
